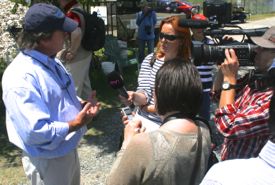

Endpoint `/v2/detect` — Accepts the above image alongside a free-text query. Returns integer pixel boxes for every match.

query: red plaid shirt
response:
[215,85,273,161]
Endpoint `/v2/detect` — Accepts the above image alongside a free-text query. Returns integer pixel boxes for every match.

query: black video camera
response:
[191,25,268,66]
[189,0,268,66]
[192,39,259,66]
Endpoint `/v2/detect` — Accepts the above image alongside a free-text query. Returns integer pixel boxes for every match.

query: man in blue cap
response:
[2,3,100,185]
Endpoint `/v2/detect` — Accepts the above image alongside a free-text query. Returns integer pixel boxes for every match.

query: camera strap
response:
[248,70,275,90]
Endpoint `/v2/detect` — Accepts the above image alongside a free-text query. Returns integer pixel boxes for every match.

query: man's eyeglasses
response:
[159,32,183,41]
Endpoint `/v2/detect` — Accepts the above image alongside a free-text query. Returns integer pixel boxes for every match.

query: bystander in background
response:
[136,0,157,66]
[58,0,93,100]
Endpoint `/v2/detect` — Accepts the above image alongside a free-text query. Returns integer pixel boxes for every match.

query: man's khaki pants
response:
[22,149,80,185]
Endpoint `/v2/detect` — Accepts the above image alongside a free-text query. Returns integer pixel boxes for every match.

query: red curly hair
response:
[155,16,192,61]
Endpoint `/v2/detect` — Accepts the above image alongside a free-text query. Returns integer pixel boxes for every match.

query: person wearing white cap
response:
[1,3,100,185]
[214,26,275,161]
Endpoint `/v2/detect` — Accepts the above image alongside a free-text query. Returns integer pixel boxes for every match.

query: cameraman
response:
[215,26,275,161]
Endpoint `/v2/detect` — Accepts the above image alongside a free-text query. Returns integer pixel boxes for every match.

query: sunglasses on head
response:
[159,32,182,41]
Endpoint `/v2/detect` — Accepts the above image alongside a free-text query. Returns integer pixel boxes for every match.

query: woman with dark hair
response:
[155,58,202,118]
[120,15,192,131]
[107,59,211,185]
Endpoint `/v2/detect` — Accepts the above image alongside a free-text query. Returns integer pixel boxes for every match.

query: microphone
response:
[107,71,136,110]
[178,19,210,28]
[107,71,129,98]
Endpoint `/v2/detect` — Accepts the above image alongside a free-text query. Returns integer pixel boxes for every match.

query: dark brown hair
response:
[17,31,53,50]
[155,58,202,118]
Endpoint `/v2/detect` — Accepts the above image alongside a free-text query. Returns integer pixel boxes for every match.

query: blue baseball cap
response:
[24,3,78,33]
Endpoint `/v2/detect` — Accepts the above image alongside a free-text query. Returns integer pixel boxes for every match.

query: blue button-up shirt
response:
[2,50,86,158]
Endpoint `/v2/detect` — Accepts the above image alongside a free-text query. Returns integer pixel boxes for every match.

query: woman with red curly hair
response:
[120,15,192,131]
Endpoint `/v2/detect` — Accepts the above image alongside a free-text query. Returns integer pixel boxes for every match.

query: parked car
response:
[166,1,198,18]
[154,0,172,12]
[231,6,248,23]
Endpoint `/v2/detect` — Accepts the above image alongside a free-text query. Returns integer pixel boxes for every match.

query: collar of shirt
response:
[22,50,71,90]
[22,49,58,72]
[22,50,55,75]
[23,49,50,67]
[259,140,275,168]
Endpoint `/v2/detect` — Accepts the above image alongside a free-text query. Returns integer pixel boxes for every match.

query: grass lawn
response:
[0,114,28,184]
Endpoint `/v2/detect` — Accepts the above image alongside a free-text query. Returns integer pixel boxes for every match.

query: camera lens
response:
[192,41,257,66]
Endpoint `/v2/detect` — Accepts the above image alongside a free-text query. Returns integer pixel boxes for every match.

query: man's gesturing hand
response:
[68,101,100,133]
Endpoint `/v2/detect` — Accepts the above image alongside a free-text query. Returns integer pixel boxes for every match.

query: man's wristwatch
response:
[222,81,237,91]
